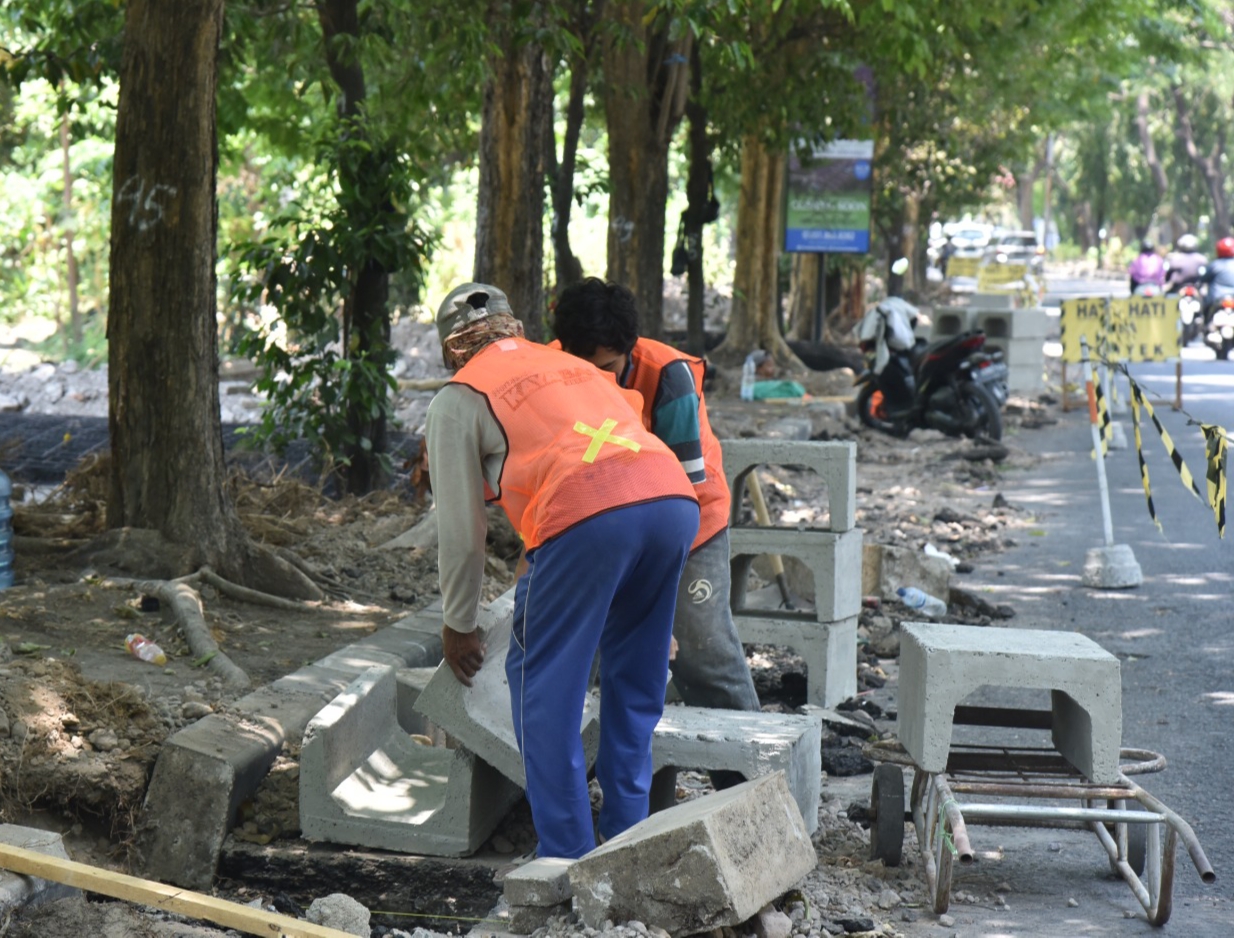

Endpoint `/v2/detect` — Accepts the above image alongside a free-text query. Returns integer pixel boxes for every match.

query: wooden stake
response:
[0,842,355,938]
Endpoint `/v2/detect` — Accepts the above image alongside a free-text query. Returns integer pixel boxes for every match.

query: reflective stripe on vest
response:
[625,338,731,550]
[451,338,696,549]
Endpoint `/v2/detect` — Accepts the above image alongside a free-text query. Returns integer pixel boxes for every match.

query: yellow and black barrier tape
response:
[1200,423,1228,538]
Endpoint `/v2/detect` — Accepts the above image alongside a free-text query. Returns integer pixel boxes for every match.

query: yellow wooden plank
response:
[0,842,355,938]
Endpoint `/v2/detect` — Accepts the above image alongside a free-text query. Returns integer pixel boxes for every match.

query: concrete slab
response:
[722,440,856,533]
[412,591,601,789]
[300,665,521,856]
[568,772,817,934]
[0,825,80,916]
[730,526,863,622]
[652,706,822,834]
[898,622,1123,783]
[730,613,858,708]
[503,856,574,907]
[137,611,446,889]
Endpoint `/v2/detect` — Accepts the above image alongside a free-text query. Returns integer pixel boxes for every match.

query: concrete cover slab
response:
[413,591,600,788]
[651,706,821,834]
[898,622,1122,783]
[300,665,521,856]
[730,527,863,623]
[0,825,80,915]
[730,613,858,707]
[568,772,817,934]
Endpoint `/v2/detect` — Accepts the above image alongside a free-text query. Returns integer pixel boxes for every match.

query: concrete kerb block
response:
[730,526,863,622]
[1082,543,1143,589]
[730,613,857,708]
[652,706,822,834]
[568,773,817,934]
[898,622,1123,783]
[722,440,856,533]
[413,589,600,788]
[504,857,574,907]
[300,665,522,856]
[0,825,81,916]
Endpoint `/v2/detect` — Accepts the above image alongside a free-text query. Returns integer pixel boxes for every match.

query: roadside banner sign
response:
[947,256,980,279]
[784,139,873,253]
[977,262,1028,290]
[1059,296,1181,363]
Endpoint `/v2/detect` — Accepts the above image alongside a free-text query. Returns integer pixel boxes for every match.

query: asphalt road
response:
[842,339,1232,935]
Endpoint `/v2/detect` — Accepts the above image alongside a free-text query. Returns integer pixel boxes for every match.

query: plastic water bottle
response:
[897,586,947,618]
[125,633,167,665]
[740,354,757,401]
[0,469,13,590]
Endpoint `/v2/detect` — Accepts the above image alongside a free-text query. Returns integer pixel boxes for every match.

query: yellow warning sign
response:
[977,262,1029,291]
[1059,297,1181,363]
[947,256,980,280]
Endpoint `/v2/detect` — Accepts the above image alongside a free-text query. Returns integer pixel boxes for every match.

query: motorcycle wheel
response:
[856,384,904,436]
[959,381,1003,441]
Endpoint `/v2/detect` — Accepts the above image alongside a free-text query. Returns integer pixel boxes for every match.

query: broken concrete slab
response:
[300,665,521,856]
[568,772,817,934]
[861,543,952,603]
[413,590,601,789]
[137,619,446,889]
[652,706,821,834]
[503,856,574,908]
[0,825,80,916]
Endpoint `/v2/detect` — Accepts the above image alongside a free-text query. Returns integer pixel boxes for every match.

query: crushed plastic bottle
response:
[740,354,758,401]
[125,633,167,665]
[896,586,947,619]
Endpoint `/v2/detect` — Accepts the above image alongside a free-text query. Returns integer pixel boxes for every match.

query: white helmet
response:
[1177,234,1200,253]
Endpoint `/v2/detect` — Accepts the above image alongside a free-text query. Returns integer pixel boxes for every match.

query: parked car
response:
[985,230,1045,275]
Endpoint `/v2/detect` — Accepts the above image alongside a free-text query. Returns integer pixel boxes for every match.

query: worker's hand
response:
[442,626,486,687]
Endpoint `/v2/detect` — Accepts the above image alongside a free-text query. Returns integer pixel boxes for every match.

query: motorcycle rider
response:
[1200,236,1234,318]
[1164,234,1207,291]
[1128,239,1166,294]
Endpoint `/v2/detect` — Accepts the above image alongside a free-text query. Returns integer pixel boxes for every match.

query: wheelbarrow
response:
[863,705,1216,927]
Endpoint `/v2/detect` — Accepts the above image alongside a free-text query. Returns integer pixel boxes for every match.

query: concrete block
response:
[973,307,1050,340]
[930,306,973,338]
[972,293,1016,309]
[395,666,439,736]
[0,825,80,915]
[898,623,1123,783]
[568,773,817,934]
[731,613,857,708]
[300,665,522,856]
[730,526,862,622]
[503,857,574,907]
[722,440,856,533]
[861,543,952,602]
[137,607,448,889]
[508,901,571,932]
[413,590,600,788]
[1005,361,1047,393]
[652,706,822,834]
[1082,543,1142,589]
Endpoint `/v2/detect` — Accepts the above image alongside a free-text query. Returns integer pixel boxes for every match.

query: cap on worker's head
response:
[436,283,512,344]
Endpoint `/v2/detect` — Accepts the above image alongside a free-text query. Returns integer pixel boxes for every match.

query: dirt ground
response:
[0,360,1060,936]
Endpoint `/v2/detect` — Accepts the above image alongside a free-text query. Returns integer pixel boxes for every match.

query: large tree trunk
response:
[712,135,799,369]
[785,254,821,342]
[681,40,709,356]
[475,7,553,339]
[602,1,690,340]
[1172,85,1230,238]
[318,0,394,494]
[106,0,317,598]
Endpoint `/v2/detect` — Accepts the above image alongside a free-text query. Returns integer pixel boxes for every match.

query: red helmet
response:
[1218,237,1234,259]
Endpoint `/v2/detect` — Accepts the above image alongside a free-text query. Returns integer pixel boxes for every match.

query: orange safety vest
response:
[451,338,697,550]
[624,339,731,550]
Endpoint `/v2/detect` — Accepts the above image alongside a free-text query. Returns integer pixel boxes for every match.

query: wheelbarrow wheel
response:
[869,764,905,866]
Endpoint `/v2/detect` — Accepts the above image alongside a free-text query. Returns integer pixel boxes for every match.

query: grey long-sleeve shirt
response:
[424,382,508,633]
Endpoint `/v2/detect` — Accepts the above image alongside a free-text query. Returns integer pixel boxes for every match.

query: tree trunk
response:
[1172,85,1230,238]
[60,110,81,348]
[602,1,690,340]
[318,0,394,494]
[785,254,820,342]
[681,40,709,356]
[712,135,800,369]
[107,0,318,598]
[547,33,590,295]
[475,7,553,339]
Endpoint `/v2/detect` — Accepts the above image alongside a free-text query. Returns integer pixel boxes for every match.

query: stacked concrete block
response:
[568,773,817,934]
[930,306,974,339]
[300,665,522,856]
[898,623,1123,783]
[971,307,1050,393]
[722,440,861,707]
[504,858,574,932]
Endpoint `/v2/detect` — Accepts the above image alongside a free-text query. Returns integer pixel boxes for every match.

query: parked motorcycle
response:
[854,300,1008,441]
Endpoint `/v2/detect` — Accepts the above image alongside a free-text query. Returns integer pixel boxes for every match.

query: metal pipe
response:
[1123,776,1217,883]
[957,803,1164,825]
[932,775,974,863]
[1081,333,1115,546]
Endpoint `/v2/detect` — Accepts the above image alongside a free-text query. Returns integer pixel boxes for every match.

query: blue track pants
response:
[506,497,698,859]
